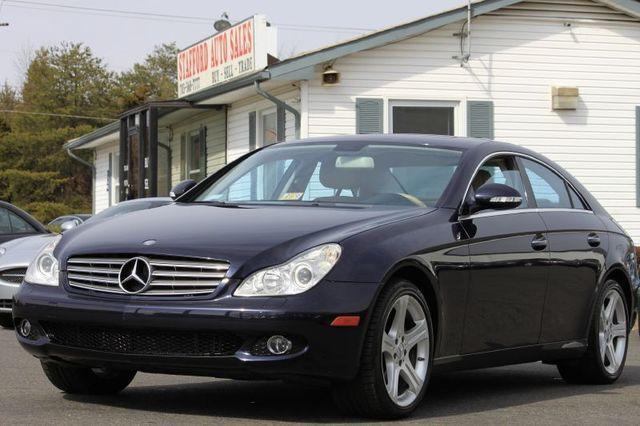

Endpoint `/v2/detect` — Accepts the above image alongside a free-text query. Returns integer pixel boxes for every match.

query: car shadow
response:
[63,362,640,423]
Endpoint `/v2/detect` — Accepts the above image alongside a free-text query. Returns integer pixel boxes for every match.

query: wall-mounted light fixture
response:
[322,65,340,86]
[551,86,579,110]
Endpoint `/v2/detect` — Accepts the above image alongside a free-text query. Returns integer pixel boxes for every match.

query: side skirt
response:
[432,339,588,373]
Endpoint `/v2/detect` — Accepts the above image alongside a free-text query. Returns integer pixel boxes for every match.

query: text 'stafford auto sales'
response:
[65,0,640,242]
[177,15,276,97]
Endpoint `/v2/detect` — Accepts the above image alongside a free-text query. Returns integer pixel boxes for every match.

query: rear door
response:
[518,157,607,343]
[460,155,550,353]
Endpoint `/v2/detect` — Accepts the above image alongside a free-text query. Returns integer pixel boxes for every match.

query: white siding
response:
[93,141,118,213]
[305,0,640,241]
[227,85,300,161]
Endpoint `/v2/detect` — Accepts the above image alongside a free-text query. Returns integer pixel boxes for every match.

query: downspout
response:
[66,147,96,214]
[254,81,301,139]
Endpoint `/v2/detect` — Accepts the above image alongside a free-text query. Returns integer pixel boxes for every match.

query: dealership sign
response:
[177,15,275,98]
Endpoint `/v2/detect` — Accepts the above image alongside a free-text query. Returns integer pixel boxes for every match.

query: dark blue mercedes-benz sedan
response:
[13,135,640,418]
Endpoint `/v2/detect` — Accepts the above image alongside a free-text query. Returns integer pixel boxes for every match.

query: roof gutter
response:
[66,147,96,214]
[254,81,301,139]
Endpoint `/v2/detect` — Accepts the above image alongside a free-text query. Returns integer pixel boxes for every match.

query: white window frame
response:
[258,107,277,147]
[388,100,462,136]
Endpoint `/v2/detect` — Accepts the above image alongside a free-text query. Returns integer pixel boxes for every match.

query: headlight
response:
[234,244,342,297]
[24,236,61,286]
[0,247,5,257]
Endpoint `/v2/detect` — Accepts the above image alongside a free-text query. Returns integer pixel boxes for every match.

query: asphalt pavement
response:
[1,327,640,425]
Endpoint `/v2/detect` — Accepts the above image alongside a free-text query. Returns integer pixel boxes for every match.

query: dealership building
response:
[65,0,640,240]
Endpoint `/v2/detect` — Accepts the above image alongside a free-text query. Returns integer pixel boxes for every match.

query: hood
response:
[0,234,57,269]
[58,203,432,277]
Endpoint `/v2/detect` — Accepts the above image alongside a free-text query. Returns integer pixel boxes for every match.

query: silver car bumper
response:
[0,281,19,313]
[0,263,27,314]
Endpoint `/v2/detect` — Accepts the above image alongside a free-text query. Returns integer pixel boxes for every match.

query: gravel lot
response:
[1,327,640,425]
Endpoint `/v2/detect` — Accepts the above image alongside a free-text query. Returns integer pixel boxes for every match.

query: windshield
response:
[193,144,462,208]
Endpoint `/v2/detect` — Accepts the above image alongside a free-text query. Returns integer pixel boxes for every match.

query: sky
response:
[0,0,464,88]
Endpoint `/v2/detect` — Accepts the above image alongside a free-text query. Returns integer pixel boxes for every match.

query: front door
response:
[460,155,550,353]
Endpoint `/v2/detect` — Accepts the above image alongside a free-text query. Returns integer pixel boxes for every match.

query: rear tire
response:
[557,280,629,384]
[332,279,433,419]
[0,314,13,329]
[41,361,136,395]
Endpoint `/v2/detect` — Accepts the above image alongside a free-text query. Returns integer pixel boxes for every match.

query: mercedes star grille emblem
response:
[118,257,152,294]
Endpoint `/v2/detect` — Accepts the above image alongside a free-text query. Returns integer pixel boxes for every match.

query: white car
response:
[0,198,171,328]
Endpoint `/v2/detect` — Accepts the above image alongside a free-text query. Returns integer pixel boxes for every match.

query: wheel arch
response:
[374,259,441,352]
[603,265,634,320]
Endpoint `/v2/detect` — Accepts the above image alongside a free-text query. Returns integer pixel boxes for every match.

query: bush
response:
[20,201,89,225]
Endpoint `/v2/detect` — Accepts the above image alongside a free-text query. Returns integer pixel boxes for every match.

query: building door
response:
[390,101,457,135]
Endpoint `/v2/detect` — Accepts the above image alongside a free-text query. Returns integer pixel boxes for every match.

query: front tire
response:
[41,361,136,395]
[557,280,629,384]
[332,279,433,418]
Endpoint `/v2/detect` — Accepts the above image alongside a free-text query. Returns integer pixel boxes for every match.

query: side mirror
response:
[59,220,78,233]
[468,183,522,215]
[170,179,197,200]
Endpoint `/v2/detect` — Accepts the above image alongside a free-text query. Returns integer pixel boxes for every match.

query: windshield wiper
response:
[188,200,241,208]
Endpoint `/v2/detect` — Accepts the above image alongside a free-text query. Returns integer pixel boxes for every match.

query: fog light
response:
[266,335,292,355]
[19,319,31,338]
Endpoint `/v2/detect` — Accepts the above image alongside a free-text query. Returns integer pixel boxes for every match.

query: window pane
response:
[392,106,454,135]
[223,158,294,202]
[196,144,462,208]
[262,112,277,146]
[0,208,11,233]
[301,163,354,201]
[521,159,571,209]
[472,157,527,209]
[569,187,586,209]
[8,211,35,233]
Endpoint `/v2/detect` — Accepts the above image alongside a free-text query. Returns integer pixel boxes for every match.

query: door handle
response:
[587,233,601,247]
[531,235,547,251]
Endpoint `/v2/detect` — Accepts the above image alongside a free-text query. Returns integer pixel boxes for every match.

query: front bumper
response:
[13,280,378,381]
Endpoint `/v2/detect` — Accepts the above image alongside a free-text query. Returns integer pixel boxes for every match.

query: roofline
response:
[597,0,640,18]
[268,0,524,78]
[181,70,271,103]
[64,121,119,150]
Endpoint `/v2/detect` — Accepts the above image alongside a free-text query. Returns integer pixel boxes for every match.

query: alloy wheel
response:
[599,289,627,375]
[381,294,429,407]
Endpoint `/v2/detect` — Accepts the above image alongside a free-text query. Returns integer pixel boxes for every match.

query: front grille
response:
[41,322,243,356]
[0,299,11,310]
[0,267,27,284]
[66,255,229,297]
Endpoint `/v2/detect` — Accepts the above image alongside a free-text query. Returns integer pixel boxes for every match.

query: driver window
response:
[471,156,528,209]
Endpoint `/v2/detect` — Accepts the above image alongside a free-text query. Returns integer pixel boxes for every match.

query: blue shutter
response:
[199,125,207,179]
[467,101,494,139]
[356,98,383,134]
[636,106,640,207]
[179,133,186,180]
